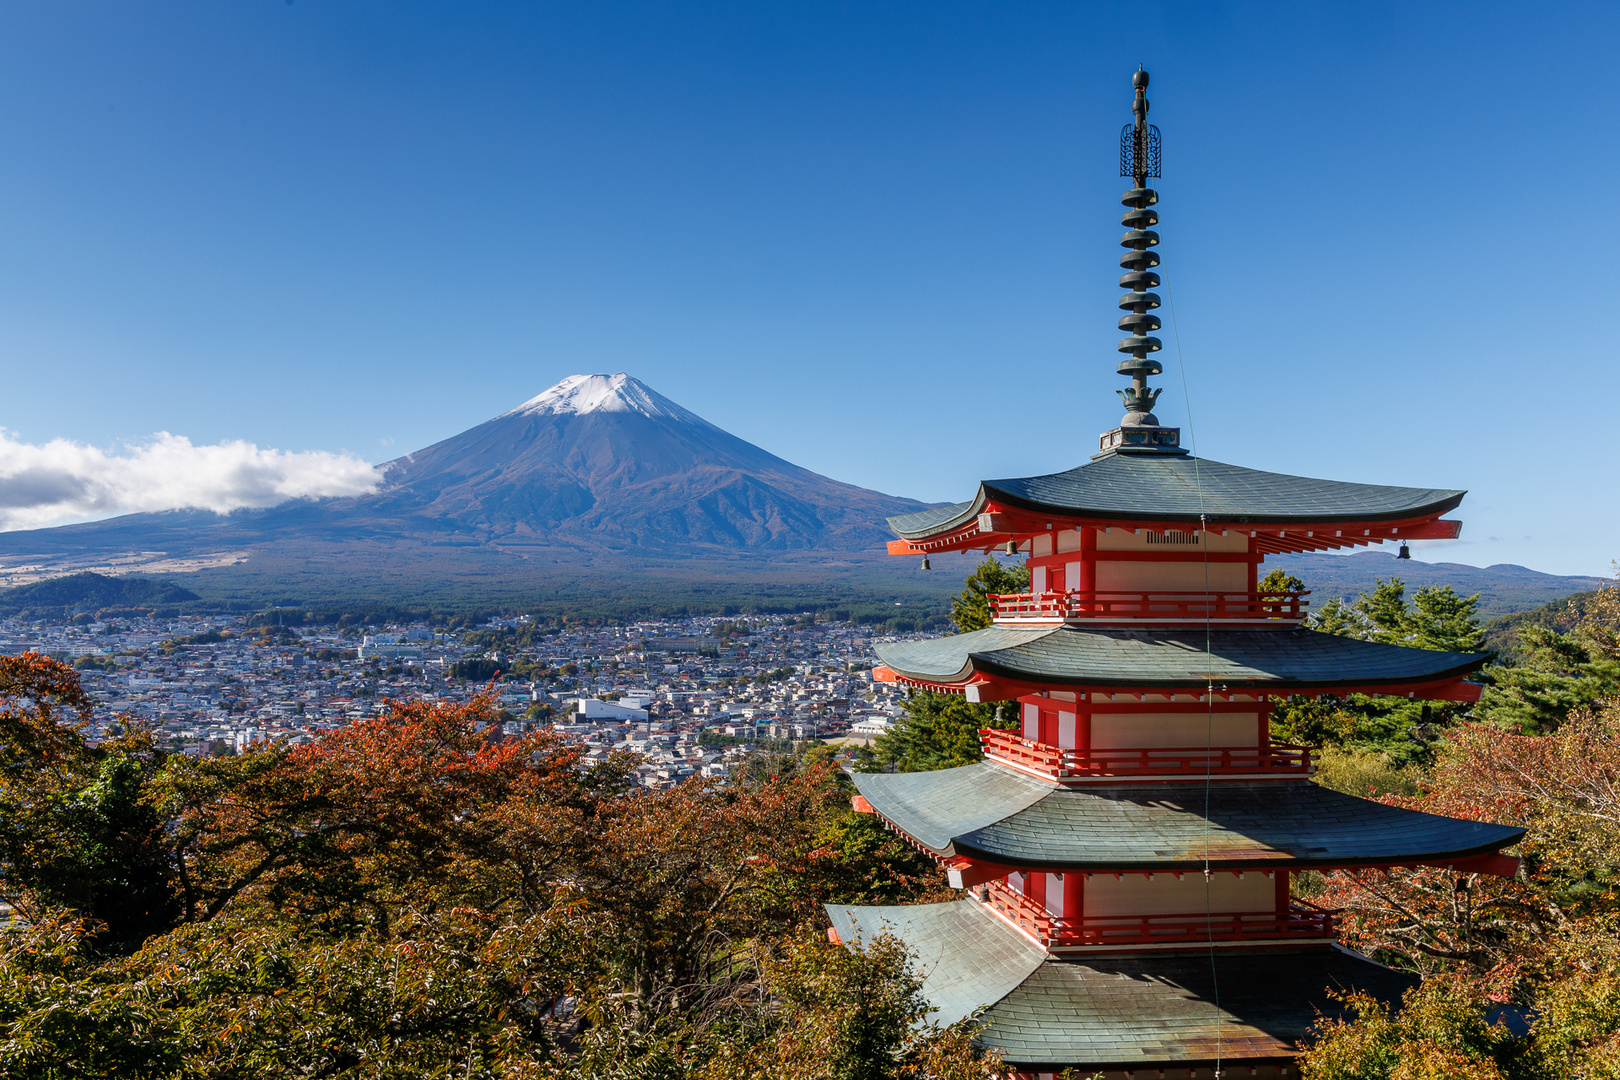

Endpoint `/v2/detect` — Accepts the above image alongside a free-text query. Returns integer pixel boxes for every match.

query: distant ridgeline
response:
[0,572,199,618]
[1269,551,1607,619]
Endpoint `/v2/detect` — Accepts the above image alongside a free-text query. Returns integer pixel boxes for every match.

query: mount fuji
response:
[357,372,929,550]
[0,374,945,605]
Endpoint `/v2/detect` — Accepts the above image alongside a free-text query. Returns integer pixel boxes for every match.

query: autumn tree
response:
[694,932,1002,1080]
[1309,697,1620,982]
[1299,925,1620,1080]
[1291,567,1620,1076]
[0,658,978,1078]
[1300,976,1530,1079]
[152,695,629,933]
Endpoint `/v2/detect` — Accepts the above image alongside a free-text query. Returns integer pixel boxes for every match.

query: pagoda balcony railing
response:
[979,728,1315,778]
[989,589,1309,624]
[985,879,1337,947]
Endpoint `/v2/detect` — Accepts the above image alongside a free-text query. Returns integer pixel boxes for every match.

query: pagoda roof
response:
[851,761,1524,870]
[886,454,1467,556]
[827,898,1415,1070]
[875,624,1486,695]
[825,897,1048,1027]
[888,454,1465,539]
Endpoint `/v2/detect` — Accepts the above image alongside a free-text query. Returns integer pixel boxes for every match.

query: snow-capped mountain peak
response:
[501,373,709,425]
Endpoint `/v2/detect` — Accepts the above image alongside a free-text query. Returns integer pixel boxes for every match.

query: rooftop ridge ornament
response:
[1097,67,1187,458]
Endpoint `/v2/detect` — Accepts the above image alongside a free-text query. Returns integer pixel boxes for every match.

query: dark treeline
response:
[2,582,950,636]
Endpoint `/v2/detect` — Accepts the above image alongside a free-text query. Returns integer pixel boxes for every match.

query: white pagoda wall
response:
[1090,711,1261,748]
[1093,559,1248,593]
[1083,871,1275,917]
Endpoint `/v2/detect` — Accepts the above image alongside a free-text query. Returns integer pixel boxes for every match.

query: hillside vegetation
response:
[0,654,996,1078]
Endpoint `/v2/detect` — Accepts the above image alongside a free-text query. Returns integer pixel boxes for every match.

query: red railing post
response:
[985,878,1340,946]
[979,729,1317,778]
[990,589,1310,623]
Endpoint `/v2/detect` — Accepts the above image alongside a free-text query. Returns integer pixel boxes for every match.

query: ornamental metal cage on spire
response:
[1098,67,1184,456]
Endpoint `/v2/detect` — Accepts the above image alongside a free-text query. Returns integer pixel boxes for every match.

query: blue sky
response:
[0,2,1615,575]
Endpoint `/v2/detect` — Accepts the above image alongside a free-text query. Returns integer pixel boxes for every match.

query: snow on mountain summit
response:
[501,373,710,425]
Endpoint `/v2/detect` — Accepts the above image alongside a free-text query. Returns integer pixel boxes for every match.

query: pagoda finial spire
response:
[1097,67,1184,456]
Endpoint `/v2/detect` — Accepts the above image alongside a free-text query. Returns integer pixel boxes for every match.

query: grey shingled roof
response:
[852,762,1525,870]
[887,454,1464,538]
[981,942,1416,1068]
[875,624,1487,689]
[828,898,1416,1069]
[825,900,1046,1026]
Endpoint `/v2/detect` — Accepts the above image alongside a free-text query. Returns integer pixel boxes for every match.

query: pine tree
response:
[1407,584,1486,653]
[949,558,1030,633]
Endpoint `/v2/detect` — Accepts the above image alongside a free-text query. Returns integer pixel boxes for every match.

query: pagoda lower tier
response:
[839,760,1524,1078]
[826,898,1416,1079]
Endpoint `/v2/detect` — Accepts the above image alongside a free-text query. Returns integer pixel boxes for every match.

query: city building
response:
[357,635,423,660]
[575,696,650,721]
[828,70,1524,1080]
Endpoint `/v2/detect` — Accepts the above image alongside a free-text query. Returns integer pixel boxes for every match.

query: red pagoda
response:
[827,70,1523,1080]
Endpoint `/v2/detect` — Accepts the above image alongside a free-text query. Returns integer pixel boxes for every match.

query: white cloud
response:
[0,429,382,532]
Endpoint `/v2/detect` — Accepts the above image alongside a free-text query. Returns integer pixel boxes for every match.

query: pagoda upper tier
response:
[888,453,1464,557]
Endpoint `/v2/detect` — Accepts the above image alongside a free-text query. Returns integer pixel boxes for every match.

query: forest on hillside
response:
[0,651,1000,1078]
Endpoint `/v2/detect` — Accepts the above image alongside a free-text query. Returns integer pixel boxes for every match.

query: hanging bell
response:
[1396,541,1411,560]
[920,555,931,571]
[1004,540,1018,556]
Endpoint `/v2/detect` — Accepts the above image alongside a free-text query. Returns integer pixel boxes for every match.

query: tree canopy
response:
[1295,578,1620,1077]
[0,654,997,1079]
[1307,577,1486,653]
[949,558,1029,634]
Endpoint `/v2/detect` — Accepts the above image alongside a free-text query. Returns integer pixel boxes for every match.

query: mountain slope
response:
[0,375,935,578]
[357,374,917,550]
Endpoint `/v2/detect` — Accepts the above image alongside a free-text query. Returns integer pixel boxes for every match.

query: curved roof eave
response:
[980,479,1466,527]
[886,456,1467,540]
[946,827,1526,873]
[851,763,1526,871]
[874,626,1489,691]
[886,495,986,540]
[964,653,1488,690]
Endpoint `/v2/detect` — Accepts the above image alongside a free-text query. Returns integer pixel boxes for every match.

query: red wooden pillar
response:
[1065,872,1084,931]
[1275,870,1290,917]
[1079,527,1096,607]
